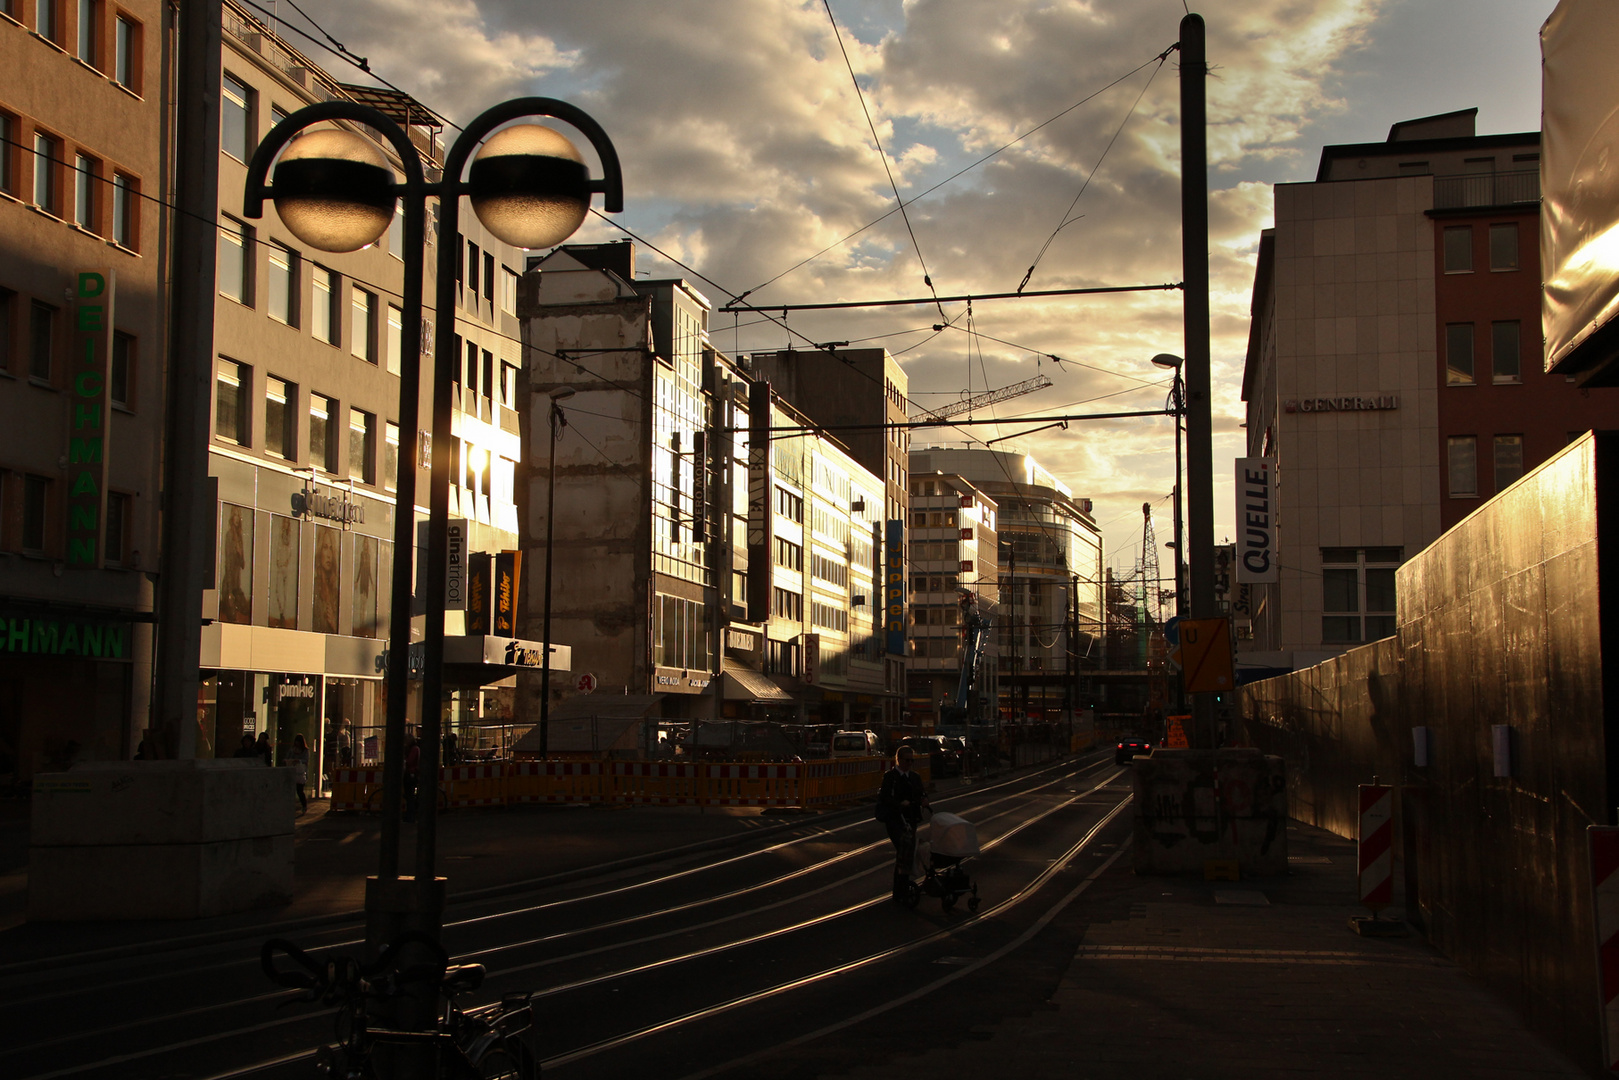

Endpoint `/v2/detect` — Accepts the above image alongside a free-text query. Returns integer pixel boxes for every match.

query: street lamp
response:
[538,386,575,755]
[243,98,621,1026]
[1150,354,1186,621]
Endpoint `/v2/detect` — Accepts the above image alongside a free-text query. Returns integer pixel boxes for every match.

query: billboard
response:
[745,379,773,623]
[1543,0,1619,379]
[1235,458,1277,584]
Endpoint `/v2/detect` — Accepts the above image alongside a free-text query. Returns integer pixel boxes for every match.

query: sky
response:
[277,0,1556,571]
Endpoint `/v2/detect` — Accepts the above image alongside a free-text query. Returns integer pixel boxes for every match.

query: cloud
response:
[311,0,1388,561]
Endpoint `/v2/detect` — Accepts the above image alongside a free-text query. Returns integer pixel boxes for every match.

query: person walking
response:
[255,729,273,767]
[233,733,258,759]
[403,734,421,823]
[877,745,928,900]
[288,733,310,814]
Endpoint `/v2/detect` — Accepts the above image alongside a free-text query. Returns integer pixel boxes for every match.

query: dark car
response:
[899,736,961,776]
[1115,734,1152,765]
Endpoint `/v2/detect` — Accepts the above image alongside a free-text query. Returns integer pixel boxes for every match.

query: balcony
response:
[1432,169,1539,210]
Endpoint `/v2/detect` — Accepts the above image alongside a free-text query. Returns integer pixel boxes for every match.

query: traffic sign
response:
[1164,616,1183,670]
[1358,784,1394,913]
[1178,617,1234,693]
[576,673,598,694]
[1165,715,1189,748]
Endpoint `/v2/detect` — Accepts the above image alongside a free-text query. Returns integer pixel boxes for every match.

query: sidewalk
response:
[833,819,1589,1080]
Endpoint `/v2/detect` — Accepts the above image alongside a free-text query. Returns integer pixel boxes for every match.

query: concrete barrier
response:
[1131,748,1288,877]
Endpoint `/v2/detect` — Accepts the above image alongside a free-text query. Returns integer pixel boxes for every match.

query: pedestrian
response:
[443,729,458,767]
[403,734,421,823]
[876,745,928,900]
[255,729,273,767]
[288,733,310,814]
[233,733,259,759]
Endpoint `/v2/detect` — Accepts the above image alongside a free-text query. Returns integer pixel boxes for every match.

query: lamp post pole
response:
[539,388,574,755]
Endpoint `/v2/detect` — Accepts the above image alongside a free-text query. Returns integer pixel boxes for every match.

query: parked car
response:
[829,730,881,758]
[1115,734,1153,765]
[898,735,962,776]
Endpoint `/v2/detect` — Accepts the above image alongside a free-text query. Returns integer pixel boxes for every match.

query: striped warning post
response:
[1589,827,1619,1072]
[1357,784,1394,912]
[330,767,383,811]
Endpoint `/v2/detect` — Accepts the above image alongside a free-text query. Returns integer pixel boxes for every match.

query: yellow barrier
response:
[329,756,925,811]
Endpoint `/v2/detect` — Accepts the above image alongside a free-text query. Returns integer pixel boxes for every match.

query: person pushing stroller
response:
[877,745,928,900]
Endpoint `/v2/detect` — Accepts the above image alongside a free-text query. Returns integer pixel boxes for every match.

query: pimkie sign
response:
[67,270,114,568]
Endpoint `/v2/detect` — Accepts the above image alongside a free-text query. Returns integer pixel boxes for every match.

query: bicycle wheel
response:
[475,1040,539,1080]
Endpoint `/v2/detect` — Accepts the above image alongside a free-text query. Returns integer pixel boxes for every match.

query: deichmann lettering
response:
[1284,395,1398,413]
[0,617,129,659]
[67,269,115,568]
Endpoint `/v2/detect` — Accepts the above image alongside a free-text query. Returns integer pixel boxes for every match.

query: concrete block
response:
[1132,749,1288,877]
[28,760,296,920]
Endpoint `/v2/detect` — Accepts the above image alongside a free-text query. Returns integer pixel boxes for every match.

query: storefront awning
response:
[720,662,793,703]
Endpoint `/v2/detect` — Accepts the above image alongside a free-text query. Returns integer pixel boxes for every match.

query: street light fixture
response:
[243,99,621,1034]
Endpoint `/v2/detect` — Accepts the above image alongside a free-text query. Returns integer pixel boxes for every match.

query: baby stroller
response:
[898,811,981,913]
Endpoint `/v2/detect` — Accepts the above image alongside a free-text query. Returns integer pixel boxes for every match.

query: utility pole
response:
[152,0,222,758]
[1180,13,1216,750]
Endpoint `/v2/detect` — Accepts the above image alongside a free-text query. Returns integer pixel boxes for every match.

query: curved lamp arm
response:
[242,100,426,220]
[440,96,622,211]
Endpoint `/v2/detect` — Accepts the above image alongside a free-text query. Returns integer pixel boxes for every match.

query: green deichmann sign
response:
[0,616,130,660]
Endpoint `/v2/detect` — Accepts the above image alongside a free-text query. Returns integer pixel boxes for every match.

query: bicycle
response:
[261,932,538,1079]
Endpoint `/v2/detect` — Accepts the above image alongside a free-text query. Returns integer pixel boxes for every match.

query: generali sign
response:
[1284,395,1398,413]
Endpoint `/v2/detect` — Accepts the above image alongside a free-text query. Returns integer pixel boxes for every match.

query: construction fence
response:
[329,755,929,812]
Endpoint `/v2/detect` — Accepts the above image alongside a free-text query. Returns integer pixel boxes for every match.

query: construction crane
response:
[909,374,1053,422]
[939,588,996,736]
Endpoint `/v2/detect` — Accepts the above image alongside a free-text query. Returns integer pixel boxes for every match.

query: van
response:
[829,730,880,758]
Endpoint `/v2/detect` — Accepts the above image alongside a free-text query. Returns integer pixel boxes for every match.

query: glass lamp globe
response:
[469,124,590,250]
[271,129,396,253]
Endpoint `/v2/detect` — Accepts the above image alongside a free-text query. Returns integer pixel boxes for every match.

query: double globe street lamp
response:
[242,99,621,993]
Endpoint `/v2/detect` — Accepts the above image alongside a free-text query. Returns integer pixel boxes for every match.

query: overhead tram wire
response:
[821,0,947,321]
[731,43,1180,306]
[721,281,1180,313]
[1016,48,1172,294]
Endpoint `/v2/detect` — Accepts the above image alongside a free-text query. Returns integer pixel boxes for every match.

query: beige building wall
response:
[1264,175,1441,655]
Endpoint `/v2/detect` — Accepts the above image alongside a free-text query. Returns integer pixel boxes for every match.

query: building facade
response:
[907,446,1103,724]
[516,242,898,736]
[202,3,529,788]
[0,0,167,781]
[1241,110,1619,670]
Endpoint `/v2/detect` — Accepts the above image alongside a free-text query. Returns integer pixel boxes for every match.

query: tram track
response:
[3,751,1130,1080]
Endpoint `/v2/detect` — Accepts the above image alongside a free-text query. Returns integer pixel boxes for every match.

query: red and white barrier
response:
[1589,827,1619,1071]
[1357,784,1393,912]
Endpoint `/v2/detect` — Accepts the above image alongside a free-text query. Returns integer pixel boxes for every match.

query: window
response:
[76,0,96,63]
[1443,226,1472,273]
[0,289,12,372]
[464,339,478,397]
[774,537,802,571]
[348,407,374,483]
[766,638,800,677]
[499,361,516,407]
[104,491,128,566]
[1321,547,1401,644]
[772,587,802,621]
[350,285,375,362]
[219,218,252,304]
[388,203,404,258]
[23,474,50,554]
[1489,223,1520,271]
[36,0,58,43]
[33,132,59,214]
[113,16,137,90]
[215,358,248,445]
[1494,435,1525,491]
[775,487,803,523]
[1445,323,1475,385]
[311,266,337,344]
[265,376,294,459]
[0,113,14,195]
[482,349,493,402]
[221,73,252,161]
[74,153,94,230]
[466,242,479,297]
[1492,321,1520,383]
[482,250,494,302]
[110,330,132,407]
[385,304,402,375]
[1448,435,1478,497]
[111,172,135,248]
[384,421,399,491]
[29,301,55,380]
[500,266,518,315]
[267,243,296,325]
[309,393,336,472]
[653,593,710,671]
